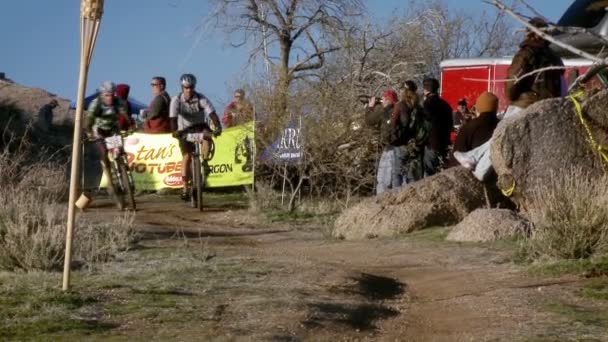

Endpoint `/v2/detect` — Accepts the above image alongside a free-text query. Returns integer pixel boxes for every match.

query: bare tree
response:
[206,0,364,114]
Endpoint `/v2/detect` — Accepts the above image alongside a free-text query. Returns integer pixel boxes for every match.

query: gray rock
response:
[446,208,530,242]
[333,166,497,240]
[490,91,608,209]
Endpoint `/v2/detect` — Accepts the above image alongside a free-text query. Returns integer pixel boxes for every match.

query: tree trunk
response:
[276,37,292,118]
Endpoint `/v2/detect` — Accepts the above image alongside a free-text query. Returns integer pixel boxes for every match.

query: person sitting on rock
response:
[453,17,564,180]
[448,92,499,168]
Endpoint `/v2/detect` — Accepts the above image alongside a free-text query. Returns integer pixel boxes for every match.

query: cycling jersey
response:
[86,96,129,133]
[169,92,216,131]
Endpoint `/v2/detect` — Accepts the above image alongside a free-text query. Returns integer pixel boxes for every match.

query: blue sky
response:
[0,0,573,109]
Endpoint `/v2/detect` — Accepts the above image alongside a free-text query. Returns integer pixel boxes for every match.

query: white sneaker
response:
[453,151,476,170]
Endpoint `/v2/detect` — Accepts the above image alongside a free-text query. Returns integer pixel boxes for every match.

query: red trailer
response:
[440,57,594,113]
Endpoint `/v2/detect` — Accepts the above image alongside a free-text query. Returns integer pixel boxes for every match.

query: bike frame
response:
[104,134,135,196]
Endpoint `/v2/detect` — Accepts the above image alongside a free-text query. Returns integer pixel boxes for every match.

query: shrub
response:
[523,167,608,260]
[0,137,138,271]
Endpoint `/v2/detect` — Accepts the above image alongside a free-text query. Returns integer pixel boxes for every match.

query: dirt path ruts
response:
[83,195,579,341]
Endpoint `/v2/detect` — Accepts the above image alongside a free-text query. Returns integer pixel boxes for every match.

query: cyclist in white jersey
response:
[170,73,222,201]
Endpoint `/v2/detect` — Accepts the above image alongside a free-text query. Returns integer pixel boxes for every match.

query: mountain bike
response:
[184,132,215,211]
[102,132,136,211]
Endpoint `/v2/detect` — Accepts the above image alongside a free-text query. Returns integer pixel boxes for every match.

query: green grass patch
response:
[528,257,608,278]
[581,277,608,301]
[202,191,249,209]
[546,302,608,329]
[407,226,450,242]
[0,275,112,339]
[0,241,277,340]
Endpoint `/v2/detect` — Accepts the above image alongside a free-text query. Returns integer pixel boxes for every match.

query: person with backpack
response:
[86,81,130,176]
[393,80,430,184]
[143,76,172,133]
[114,84,136,131]
[170,74,222,201]
[364,89,401,194]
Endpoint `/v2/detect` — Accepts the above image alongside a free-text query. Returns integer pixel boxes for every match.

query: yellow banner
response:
[100,122,254,189]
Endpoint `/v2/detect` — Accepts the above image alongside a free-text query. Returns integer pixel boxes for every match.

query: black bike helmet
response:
[180,73,197,88]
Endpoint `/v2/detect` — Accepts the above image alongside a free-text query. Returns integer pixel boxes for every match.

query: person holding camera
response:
[364,89,402,195]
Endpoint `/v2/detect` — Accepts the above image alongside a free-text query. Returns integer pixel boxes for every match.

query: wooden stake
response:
[63,0,103,291]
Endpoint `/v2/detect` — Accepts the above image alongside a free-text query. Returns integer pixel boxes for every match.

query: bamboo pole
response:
[63,0,104,291]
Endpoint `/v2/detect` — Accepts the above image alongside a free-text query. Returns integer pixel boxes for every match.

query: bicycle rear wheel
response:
[118,161,136,211]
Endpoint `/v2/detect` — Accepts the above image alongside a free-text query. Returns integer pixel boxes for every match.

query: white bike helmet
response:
[99,81,116,94]
[180,73,197,88]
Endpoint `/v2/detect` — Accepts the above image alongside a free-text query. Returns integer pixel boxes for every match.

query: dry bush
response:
[0,134,137,271]
[74,214,138,266]
[248,181,282,212]
[0,100,28,151]
[0,181,138,271]
[524,168,608,260]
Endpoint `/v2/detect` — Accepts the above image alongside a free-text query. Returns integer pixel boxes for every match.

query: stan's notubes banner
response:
[100,121,254,189]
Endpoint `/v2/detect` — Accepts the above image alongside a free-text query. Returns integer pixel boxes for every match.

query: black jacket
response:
[423,94,453,155]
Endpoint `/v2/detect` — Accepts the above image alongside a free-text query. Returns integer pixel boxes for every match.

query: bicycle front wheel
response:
[191,156,203,211]
[118,161,136,211]
[108,163,125,211]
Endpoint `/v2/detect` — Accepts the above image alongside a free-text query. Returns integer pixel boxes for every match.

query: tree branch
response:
[485,0,606,64]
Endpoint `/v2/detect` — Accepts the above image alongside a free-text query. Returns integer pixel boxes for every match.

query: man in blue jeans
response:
[364,89,401,194]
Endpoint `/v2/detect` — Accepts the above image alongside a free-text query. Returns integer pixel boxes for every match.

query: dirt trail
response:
[83,195,587,341]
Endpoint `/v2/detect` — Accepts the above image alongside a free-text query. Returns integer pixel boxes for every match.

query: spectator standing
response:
[422,78,453,176]
[222,89,254,128]
[393,80,429,184]
[37,99,59,132]
[453,98,474,126]
[143,76,172,133]
[364,89,401,194]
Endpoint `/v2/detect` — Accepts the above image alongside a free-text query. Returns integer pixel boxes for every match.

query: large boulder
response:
[446,208,530,242]
[333,166,497,240]
[490,90,608,208]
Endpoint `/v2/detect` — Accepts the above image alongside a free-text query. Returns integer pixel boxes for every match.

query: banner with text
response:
[100,122,254,189]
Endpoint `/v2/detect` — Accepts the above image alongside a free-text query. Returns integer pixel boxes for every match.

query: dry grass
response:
[524,167,608,260]
[0,136,138,271]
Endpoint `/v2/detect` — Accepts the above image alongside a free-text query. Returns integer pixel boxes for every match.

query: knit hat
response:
[475,92,499,113]
[382,89,398,104]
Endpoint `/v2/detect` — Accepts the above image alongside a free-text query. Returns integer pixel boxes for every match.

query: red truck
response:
[439,57,594,113]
